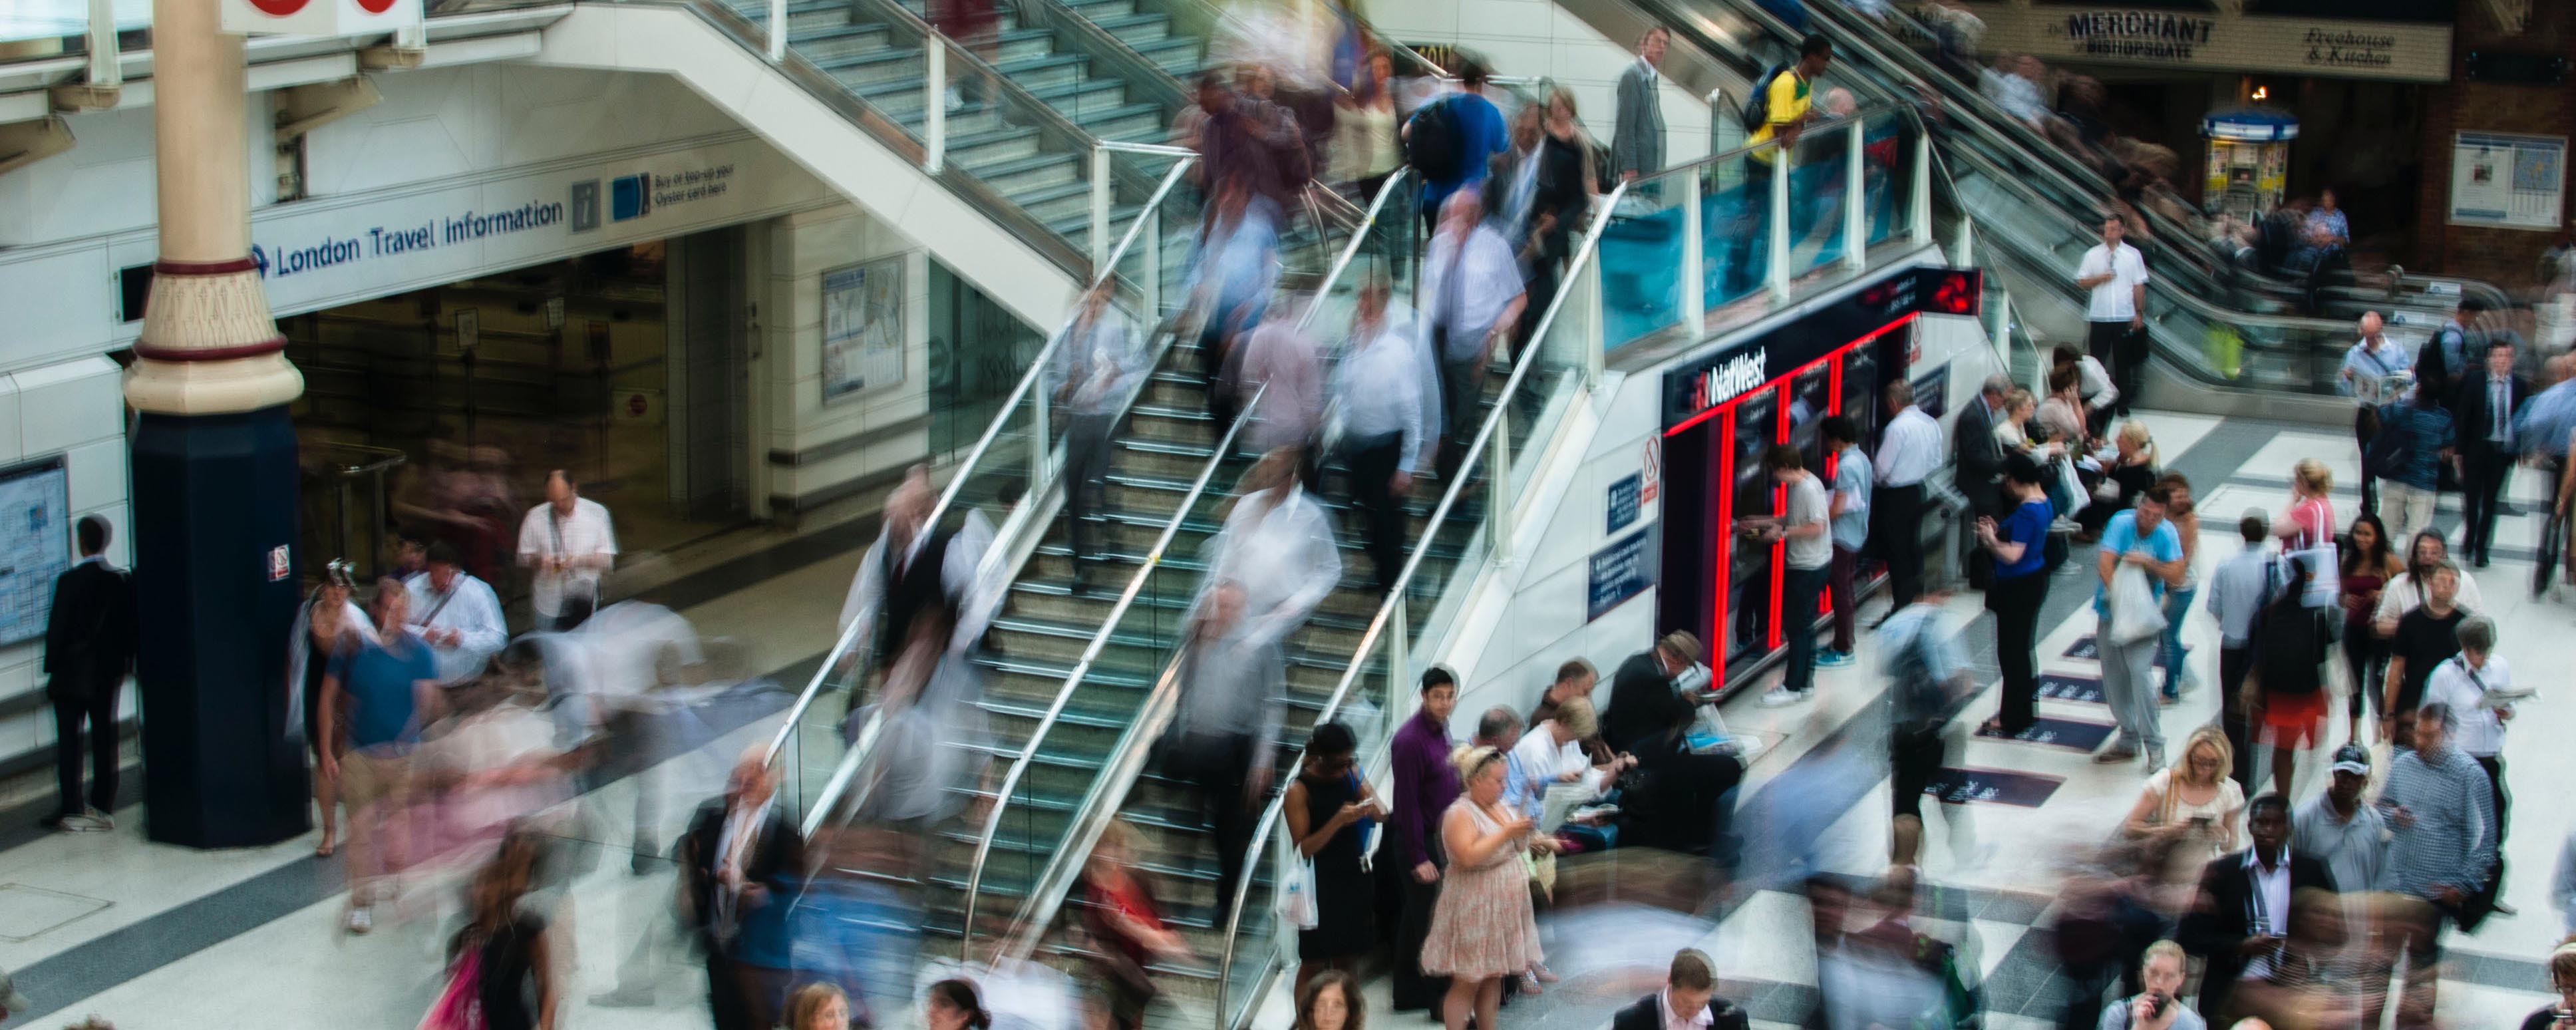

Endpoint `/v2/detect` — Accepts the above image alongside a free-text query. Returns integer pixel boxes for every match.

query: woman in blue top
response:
[1976,455,2057,737]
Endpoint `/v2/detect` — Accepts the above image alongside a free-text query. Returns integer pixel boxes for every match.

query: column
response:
[124,0,311,848]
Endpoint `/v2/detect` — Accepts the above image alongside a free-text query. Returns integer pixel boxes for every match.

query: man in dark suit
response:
[1611,27,1669,185]
[2450,338,2528,568]
[42,514,136,832]
[2177,793,2337,1022]
[1613,949,1748,1030]
[679,750,806,1030]
[1954,375,2009,518]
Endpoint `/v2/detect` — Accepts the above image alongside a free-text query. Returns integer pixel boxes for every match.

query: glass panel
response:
[1598,170,1687,349]
[1865,113,1906,248]
[1788,124,1843,281]
[1702,149,1766,316]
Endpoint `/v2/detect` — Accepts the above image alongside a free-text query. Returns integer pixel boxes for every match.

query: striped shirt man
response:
[2377,739,2496,902]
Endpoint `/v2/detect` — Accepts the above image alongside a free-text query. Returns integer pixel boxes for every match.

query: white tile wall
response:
[761,204,939,507]
[0,357,134,771]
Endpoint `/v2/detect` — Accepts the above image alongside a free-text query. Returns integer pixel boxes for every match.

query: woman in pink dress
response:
[1420,746,1552,1030]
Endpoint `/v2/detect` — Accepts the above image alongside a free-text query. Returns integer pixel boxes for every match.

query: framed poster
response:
[2450,132,2566,231]
[821,256,906,401]
[0,456,72,647]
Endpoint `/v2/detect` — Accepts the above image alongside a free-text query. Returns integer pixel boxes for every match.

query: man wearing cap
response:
[2296,745,2389,897]
[1604,631,1702,754]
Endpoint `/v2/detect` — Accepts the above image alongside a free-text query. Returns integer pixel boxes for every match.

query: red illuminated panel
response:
[1767,383,1788,651]
[1921,268,1983,317]
[1711,417,1734,689]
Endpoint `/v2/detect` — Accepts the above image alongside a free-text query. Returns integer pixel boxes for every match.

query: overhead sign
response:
[222,0,421,38]
[1931,3,2452,83]
[1661,265,1979,428]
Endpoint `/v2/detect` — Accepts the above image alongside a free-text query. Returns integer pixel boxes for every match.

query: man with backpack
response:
[2243,555,2335,797]
[1728,34,1832,297]
[2369,379,2454,548]
[2414,297,2486,418]
[1877,582,1968,870]
[2203,511,2281,792]
[1404,57,1507,237]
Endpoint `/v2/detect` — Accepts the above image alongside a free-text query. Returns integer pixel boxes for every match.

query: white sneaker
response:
[345,906,373,935]
[1758,686,1808,707]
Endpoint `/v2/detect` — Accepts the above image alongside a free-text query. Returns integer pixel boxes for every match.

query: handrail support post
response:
[925,42,947,174]
[1843,118,1866,271]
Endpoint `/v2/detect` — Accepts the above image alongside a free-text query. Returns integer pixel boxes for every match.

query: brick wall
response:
[2414,5,2576,285]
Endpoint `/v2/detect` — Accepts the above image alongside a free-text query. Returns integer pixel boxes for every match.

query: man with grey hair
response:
[2378,700,2496,1027]
[2419,615,2514,850]
[1955,373,2012,520]
[1474,705,1525,753]
[1422,188,1527,480]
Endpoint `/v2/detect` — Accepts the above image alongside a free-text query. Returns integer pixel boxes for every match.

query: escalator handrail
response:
[1210,169,1631,1030]
[761,155,1200,774]
[965,168,1416,963]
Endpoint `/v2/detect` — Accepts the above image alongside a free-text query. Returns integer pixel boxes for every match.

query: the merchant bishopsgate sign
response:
[1940,3,2451,83]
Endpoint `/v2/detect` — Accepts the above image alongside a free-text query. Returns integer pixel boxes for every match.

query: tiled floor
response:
[3,414,2568,1030]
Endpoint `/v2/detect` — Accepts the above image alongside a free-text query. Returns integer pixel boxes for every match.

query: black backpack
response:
[1406,96,1465,182]
[1740,65,1791,131]
[2251,590,2327,695]
[2362,402,2412,482]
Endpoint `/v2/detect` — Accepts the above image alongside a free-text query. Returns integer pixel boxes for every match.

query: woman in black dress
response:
[1283,722,1382,991]
[287,562,368,858]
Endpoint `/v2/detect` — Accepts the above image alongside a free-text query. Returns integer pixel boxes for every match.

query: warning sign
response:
[613,389,663,425]
[1641,438,1661,504]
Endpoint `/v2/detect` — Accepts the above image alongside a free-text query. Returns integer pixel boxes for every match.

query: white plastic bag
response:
[2108,564,2168,645]
[1279,856,1319,930]
[2053,459,2089,516]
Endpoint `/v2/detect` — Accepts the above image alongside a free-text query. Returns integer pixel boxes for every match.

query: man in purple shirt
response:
[1390,667,1462,1014]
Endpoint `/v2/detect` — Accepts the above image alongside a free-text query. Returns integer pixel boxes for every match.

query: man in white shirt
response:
[1045,279,1146,588]
[1422,189,1527,480]
[2419,615,2514,852]
[1870,379,1943,617]
[2074,215,2149,417]
[517,468,617,631]
[2340,311,2410,514]
[1334,278,1429,598]
[402,542,507,685]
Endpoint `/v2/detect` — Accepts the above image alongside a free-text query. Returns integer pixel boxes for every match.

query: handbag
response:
[2286,499,2340,609]
[1280,856,1319,931]
[2108,564,2168,645]
[418,949,486,1030]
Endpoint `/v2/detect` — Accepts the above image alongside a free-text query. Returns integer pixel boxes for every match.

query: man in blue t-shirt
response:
[2092,482,2187,769]
[321,579,441,935]
[1408,59,1508,236]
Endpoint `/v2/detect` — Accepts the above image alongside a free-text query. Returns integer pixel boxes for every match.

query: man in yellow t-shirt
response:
[1750,34,1834,166]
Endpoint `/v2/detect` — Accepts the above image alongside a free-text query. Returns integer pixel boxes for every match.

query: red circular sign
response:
[627,394,648,417]
[247,0,311,13]
[355,0,399,14]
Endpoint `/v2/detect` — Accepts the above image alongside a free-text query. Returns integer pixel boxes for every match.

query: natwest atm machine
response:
[1655,265,1981,695]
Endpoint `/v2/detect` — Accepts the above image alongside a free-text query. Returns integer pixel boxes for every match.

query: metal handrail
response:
[955,379,1271,947]
[962,168,1416,964]
[1211,172,1631,1030]
[758,155,1200,772]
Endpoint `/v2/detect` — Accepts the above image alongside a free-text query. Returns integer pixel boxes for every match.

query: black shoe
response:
[630,841,659,875]
[2474,556,2491,569]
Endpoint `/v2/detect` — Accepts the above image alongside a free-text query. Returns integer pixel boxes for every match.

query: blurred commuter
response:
[1748,444,1834,707]
[1080,819,1190,1030]
[1611,27,1668,184]
[1204,447,1341,641]
[2371,385,2452,549]
[1879,582,1970,868]
[427,830,558,1030]
[846,610,991,876]
[2052,345,2120,438]
[2414,298,2484,415]
[1406,57,1506,236]
[1604,631,1700,754]
[2058,854,2177,1030]
[1423,189,1526,479]
[1612,949,1745,1030]
[1046,279,1146,594]
[1287,722,1383,989]
[1506,87,1593,357]
[404,542,506,687]
[2093,482,2186,768]
[41,514,135,833]
[2377,703,2497,1029]
[2153,474,2201,703]
[1977,456,2055,737]
[324,578,444,935]
[1297,969,1365,1030]
[1390,669,1462,1015]
[1873,379,1943,614]
[2334,514,2401,744]
[2178,794,2337,1021]
[2204,512,2279,791]
[1189,178,1284,430]
[681,750,806,1030]
[1164,581,1284,910]
[2453,339,2527,568]
[785,983,852,1030]
[2098,942,2203,1030]
[1331,51,1399,198]
[1231,294,1326,462]
[1335,277,1429,597]
[923,978,994,1030]
[2229,886,2374,1030]
[2121,725,2243,862]
[517,469,615,631]
[2341,313,2408,512]
[2075,216,2150,419]
[1732,34,1832,295]
[838,465,999,697]
[2378,562,2464,750]
[289,560,372,856]
[1422,745,1550,1030]
[2245,556,2333,796]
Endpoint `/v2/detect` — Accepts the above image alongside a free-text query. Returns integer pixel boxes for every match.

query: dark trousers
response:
[1437,354,1488,481]
[2475,754,2509,846]
[2355,406,2380,514]
[2460,450,2513,564]
[1064,411,1118,584]
[1889,723,1947,820]
[50,679,119,817]
[705,953,750,1030]
[1391,846,1449,1011]
[1166,731,1259,906]
[1514,250,1562,360]
[2342,631,2382,719]
[2217,645,2256,792]
[1872,484,1927,611]
[2087,320,2142,417]
[540,594,595,633]
[1986,572,2048,733]
[1342,432,1408,596]
[1782,564,1830,693]
[1828,544,1861,652]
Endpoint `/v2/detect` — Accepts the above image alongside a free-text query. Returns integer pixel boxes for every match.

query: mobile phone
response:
[2148,993,2168,1019]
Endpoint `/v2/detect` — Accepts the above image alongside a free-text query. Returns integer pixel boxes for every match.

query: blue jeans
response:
[1783,564,1830,693]
[2157,584,2197,698]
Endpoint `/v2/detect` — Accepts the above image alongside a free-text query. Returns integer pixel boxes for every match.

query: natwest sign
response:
[221,0,420,38]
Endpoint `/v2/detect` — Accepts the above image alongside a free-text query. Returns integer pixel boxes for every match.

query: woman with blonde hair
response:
[2274,458,2336,553]
[784,983,852,1030]
[1421,745,1551,1030]
[2078,421,2160,542]
[2120,725,2243,861]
